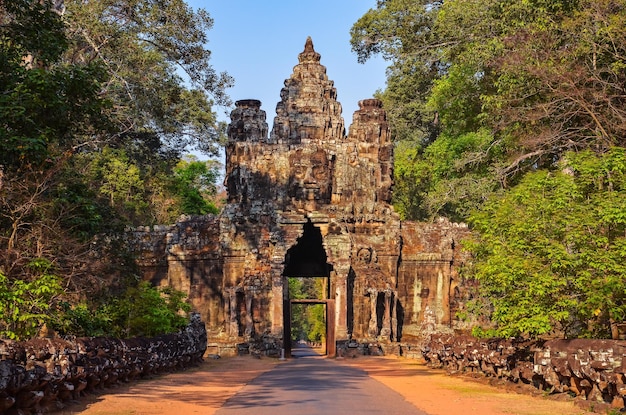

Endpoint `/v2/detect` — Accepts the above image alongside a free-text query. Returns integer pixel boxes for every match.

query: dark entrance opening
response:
[282,220,335,357]
[283,220,331,278]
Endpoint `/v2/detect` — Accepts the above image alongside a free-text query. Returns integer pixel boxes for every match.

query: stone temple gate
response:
[130,38,471,355]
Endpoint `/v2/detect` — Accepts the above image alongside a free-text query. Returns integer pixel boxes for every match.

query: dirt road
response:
[57,355,597,415]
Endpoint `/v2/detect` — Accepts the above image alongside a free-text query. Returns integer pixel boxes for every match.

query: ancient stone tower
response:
[132,38,470,356]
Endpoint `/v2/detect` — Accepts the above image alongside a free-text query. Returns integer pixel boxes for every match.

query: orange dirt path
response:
[58,355,597,415]
[337,355,597,415]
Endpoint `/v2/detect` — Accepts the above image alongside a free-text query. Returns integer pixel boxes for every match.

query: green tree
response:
[111,281,191,337]
[0,259,62,340]
[1,0,226,340]
[288,277,326,343]
[171,157,220,216]
[0,0,108,172]
[52,281,191,338]
[351,0,442,145]
[467,148,626,339]
[85,148,149,222]
[352,0,626,220]
[1,0,111,290]
[62,0,232,159]
[352,0,499,220]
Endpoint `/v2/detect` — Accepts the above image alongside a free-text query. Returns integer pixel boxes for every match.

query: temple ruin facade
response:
[131,38,471,355]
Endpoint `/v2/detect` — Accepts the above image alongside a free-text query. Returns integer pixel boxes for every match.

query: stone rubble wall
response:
[0,313,207,414]
[420,334,626,410]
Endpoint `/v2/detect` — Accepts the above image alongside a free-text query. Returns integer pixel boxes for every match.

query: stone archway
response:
[282,220,335,357]
[129,39,473,352]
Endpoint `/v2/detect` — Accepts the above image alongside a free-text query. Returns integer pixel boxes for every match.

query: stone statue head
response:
[357,247,373,264]
[288,148,331,205]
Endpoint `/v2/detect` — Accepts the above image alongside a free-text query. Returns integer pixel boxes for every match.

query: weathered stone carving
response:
[0,314,206,414]
[129,38,471,354]
[422,335,626,412]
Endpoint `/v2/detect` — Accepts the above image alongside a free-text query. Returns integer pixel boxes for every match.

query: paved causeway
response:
[215,347,428,415]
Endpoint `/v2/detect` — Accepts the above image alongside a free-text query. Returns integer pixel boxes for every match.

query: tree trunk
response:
[610,318,620,340]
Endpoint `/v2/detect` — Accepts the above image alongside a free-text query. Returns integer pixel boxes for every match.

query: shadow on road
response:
[216,344,428,414]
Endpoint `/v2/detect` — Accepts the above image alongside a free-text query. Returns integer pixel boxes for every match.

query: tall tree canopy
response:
[352,0,626,221]
[0,0,228,339]
[353,0,626,338]
[62,0,233,158]
[468,149,626,339]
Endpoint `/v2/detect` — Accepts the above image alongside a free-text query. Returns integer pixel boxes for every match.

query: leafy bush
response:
[52,281,191,338]
[52,302,114,337]
[0,259,62,340]
[467,149,626,339]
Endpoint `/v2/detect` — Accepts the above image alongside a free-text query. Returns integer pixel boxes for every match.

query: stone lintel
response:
[403,253,444,261]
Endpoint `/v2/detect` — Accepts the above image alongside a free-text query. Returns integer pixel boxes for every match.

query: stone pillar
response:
[270,257,285,337]
[333,264,350,341]
[380,290,392,340]
[244,291,254,338]
[227,288,238,337]
[324,228,351,342]
[391,292,399,342]
[367,288,378,338]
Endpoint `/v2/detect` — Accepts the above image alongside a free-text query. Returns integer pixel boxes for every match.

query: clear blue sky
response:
[187,1,388,127]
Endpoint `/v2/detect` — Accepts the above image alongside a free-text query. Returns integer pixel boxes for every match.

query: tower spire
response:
[298,36,321,63]
[270,37,344,144]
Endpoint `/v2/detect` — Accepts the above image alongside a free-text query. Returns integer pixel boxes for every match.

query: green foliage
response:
[0,0,219,341]
[393,128,500,221]
[53,282,191,338]
[74,149,222,227]
[0,260,62,340]
[87,148,149,221]
[62,0,232,157]
[353,0,626,341]
[50,167,106,240]
[306,303,326,343]
[1,0,113,297]
[171,158,220,215]
[0,0,68,66]
[427,63,485,135]
[109,281,191,338]
[392,140,430,220]
[468,148,626,338]
[353,0,626,220]
[0,1,108,172]
[288,278,326,343]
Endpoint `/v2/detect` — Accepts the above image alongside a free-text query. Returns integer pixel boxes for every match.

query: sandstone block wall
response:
[0,314,207,414]
[129,217,227,338]
[398,220,472,340]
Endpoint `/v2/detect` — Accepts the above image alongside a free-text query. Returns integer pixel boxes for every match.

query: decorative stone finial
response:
[358,99,383,109]
[227,99,268,142]
[235,99,262,110]
[298,36,321,63]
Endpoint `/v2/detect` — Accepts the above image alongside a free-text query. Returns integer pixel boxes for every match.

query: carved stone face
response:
[288,148,330,203]
[357,248,373,264]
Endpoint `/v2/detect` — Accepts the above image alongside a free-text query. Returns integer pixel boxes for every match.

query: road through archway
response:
[215,349,428,415]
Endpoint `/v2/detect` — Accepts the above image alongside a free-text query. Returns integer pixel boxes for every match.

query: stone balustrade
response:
[421,334,626,411]
[0,313,207,414]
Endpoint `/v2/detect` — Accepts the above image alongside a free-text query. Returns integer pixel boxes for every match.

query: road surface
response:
[216,345,429,415]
